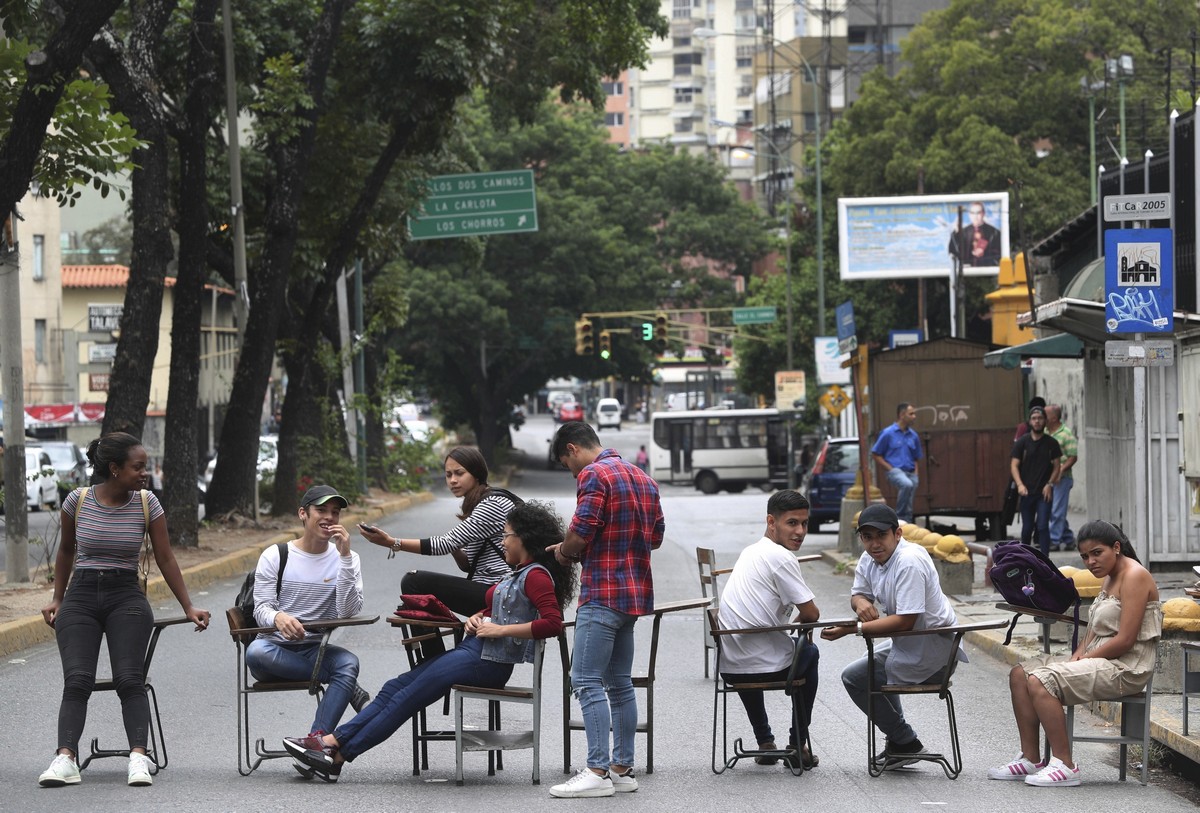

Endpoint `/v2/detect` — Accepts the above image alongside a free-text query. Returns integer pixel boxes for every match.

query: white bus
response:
[649,409,789,494]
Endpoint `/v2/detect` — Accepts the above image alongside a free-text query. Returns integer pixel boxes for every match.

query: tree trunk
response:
[163,0,220,548]
[89,2,179,438]
[205,0,354,517]
[0,0,125,215]
[272,342,328,516]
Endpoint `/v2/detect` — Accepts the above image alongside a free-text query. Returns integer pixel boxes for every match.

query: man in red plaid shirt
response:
[549,421,664,798]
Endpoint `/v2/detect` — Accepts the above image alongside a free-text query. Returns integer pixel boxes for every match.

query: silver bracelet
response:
[387,539,400,559]
[857,620,864,636]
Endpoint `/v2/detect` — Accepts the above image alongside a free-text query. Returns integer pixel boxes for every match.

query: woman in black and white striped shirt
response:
[359,446,520,616]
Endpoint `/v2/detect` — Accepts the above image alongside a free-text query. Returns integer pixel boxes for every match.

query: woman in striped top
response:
[359,446,519,616]
[38,432,210,789]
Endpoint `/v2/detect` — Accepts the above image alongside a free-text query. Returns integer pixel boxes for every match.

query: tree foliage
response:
[387,101,769,462]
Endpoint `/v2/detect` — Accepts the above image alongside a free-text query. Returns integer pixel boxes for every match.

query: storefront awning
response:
[983,333,1084,369]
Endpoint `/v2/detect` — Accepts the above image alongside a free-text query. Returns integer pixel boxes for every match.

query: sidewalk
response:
[0,491,434,660]
[819,526,1200,773]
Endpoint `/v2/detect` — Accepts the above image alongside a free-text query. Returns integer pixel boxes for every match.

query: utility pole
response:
[1,204,30,582]
[222,0,249,344]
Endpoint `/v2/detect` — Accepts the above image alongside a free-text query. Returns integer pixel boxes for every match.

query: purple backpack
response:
[990,540,1081,647]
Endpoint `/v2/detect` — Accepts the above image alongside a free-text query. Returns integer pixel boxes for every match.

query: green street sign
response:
[409,169,538,240]
[732,306,777,325]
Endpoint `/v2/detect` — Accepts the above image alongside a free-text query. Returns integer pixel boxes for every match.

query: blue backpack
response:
[989,540,1081,648]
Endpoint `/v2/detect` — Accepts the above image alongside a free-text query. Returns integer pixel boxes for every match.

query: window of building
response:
[32,234,44,281]
[803,112,818,133]
[736,109,753,125]
[35,319,46,363]
[848,26,868,45]
[605,112,625,126]
[674,118,694,133]
[737,84,752,98]
[675,87,701,104]
[673,36,691,48]
[602,81,624,96]
[735,44,754,69]
[672,0,691,19]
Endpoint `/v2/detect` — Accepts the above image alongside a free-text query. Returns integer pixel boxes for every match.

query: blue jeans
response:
[722,638,819,748]
[333,635,512,761]
[1050,478,1074,548]
[841,647,948,745]
[571,603,637,770]
[1019,492,1053,556]
[886,467,918,523]
[54,569,154,754]
[246,636,360,735]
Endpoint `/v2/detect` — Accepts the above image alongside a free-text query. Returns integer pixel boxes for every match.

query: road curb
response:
[0,492,433,660]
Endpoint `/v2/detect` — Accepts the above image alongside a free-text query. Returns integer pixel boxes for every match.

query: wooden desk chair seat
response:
[78,615,191,775]
[453,640,545,785]
[226,608,379,776]
[865,618,1009,779]
[696,548,733,679]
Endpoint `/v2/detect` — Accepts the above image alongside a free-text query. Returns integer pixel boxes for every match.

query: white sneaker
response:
[1024,756,1081,787]
[609,768,638,793]
[127,752,154,786]
[549,768,615,798]
[38,753,81,787]
[988,752,1046,780]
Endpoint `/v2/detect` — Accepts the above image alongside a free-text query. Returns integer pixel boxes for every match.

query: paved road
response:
[5,418,1194,811]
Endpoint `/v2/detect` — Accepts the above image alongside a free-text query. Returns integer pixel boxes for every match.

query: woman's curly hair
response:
[507,500,578,610]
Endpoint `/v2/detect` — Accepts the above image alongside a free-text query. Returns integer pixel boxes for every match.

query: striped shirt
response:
[570,449,664,615]
[420,491,516,585]
[252,541,364,642]
[64,487,162,572]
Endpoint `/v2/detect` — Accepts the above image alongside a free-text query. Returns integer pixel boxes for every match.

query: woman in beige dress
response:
[988,520,1161,788]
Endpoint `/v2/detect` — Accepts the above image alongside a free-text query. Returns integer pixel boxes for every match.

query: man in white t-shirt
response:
[718,490,821,768]
[820,503,964,770]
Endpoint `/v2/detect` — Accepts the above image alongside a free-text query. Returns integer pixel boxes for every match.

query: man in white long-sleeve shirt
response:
[246,485,367,739]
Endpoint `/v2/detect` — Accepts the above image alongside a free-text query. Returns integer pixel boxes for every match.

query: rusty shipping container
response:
[868,337,1024,538]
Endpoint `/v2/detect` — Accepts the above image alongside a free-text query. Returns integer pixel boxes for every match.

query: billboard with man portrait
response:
[837,192,1010,280]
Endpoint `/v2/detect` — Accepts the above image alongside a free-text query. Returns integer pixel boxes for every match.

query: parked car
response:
[557,401,584,423]
[799,437,860,533]
[39,440,88,500]
[594,398,622,431]
[204,435,278,486]
[24,448,58,511]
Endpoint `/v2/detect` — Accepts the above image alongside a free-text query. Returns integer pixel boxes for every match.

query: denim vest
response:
[481,563,550,665]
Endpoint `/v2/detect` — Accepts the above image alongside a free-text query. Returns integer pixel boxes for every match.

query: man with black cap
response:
[245,485,369,752]
[1010,407,1062,556]
[821,503,964,770]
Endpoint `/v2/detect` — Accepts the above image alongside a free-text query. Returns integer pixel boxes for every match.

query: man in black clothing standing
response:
[1010,407,1062,556]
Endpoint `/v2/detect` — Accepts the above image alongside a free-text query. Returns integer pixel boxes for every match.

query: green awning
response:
[983,333,1084,369]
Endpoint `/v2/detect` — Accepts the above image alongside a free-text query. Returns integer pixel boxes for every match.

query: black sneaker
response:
[282,737,342,782]
[350,683,371,713]
[872,737,926,770]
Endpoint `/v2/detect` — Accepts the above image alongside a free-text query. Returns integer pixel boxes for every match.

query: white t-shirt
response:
[851,540,963,684]
[718,537,816,673]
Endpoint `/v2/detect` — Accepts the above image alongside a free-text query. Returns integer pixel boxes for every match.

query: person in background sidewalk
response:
[821,504,965,771]
[1010,407,1062,556]
[988,521,1160,787]
[548,421,664,798]
[1044,405,1077,551]
[244,485,369,754]
[718,490,821,769]
[871,403,923,523]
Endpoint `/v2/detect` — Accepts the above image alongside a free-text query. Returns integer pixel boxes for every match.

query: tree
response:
[389,102,769,462]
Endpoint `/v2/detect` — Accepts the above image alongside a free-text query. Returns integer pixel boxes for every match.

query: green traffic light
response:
[600,349,611,360]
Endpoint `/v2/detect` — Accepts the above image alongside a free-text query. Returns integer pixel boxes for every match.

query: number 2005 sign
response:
[1103,193,1172,222]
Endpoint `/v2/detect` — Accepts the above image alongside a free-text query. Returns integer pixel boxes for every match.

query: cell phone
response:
[358,523,378,533]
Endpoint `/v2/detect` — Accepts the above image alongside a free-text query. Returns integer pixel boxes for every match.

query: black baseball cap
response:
[857,503,899,531]
[301,484,349,508]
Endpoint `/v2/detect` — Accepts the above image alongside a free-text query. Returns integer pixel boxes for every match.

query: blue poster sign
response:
[836,300,857,354]
[1104,228,1174,334]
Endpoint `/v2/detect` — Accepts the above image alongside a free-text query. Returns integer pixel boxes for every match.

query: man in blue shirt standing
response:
[871,403,923,523]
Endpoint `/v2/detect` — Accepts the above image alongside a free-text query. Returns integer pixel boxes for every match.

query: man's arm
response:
[872,452,891,473]
[794,599,819,624]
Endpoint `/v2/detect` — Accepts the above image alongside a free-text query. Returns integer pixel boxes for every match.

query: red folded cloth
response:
[394,593,459,623]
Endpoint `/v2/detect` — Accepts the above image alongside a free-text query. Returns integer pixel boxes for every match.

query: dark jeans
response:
[400,571,490,658]
[53,569,154,755]
[334,635,511,761]
[722,639,819,748]
[1019,492,1053,556]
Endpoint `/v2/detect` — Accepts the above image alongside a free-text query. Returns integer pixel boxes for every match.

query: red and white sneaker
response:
[987,753,1046,780]
[1024,756,1082,787]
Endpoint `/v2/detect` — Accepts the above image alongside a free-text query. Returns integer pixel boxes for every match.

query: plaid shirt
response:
[569,448,664,615]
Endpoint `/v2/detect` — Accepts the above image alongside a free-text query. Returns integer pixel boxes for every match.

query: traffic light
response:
[653,312,668,353]
[599,330,613,360]
[574,318,594,355]
[640,321,654,341]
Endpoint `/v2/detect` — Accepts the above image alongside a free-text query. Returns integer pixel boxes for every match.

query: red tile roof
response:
[61,264,236,295]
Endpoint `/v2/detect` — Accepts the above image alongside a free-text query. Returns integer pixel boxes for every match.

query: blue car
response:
[799,437,860,533]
